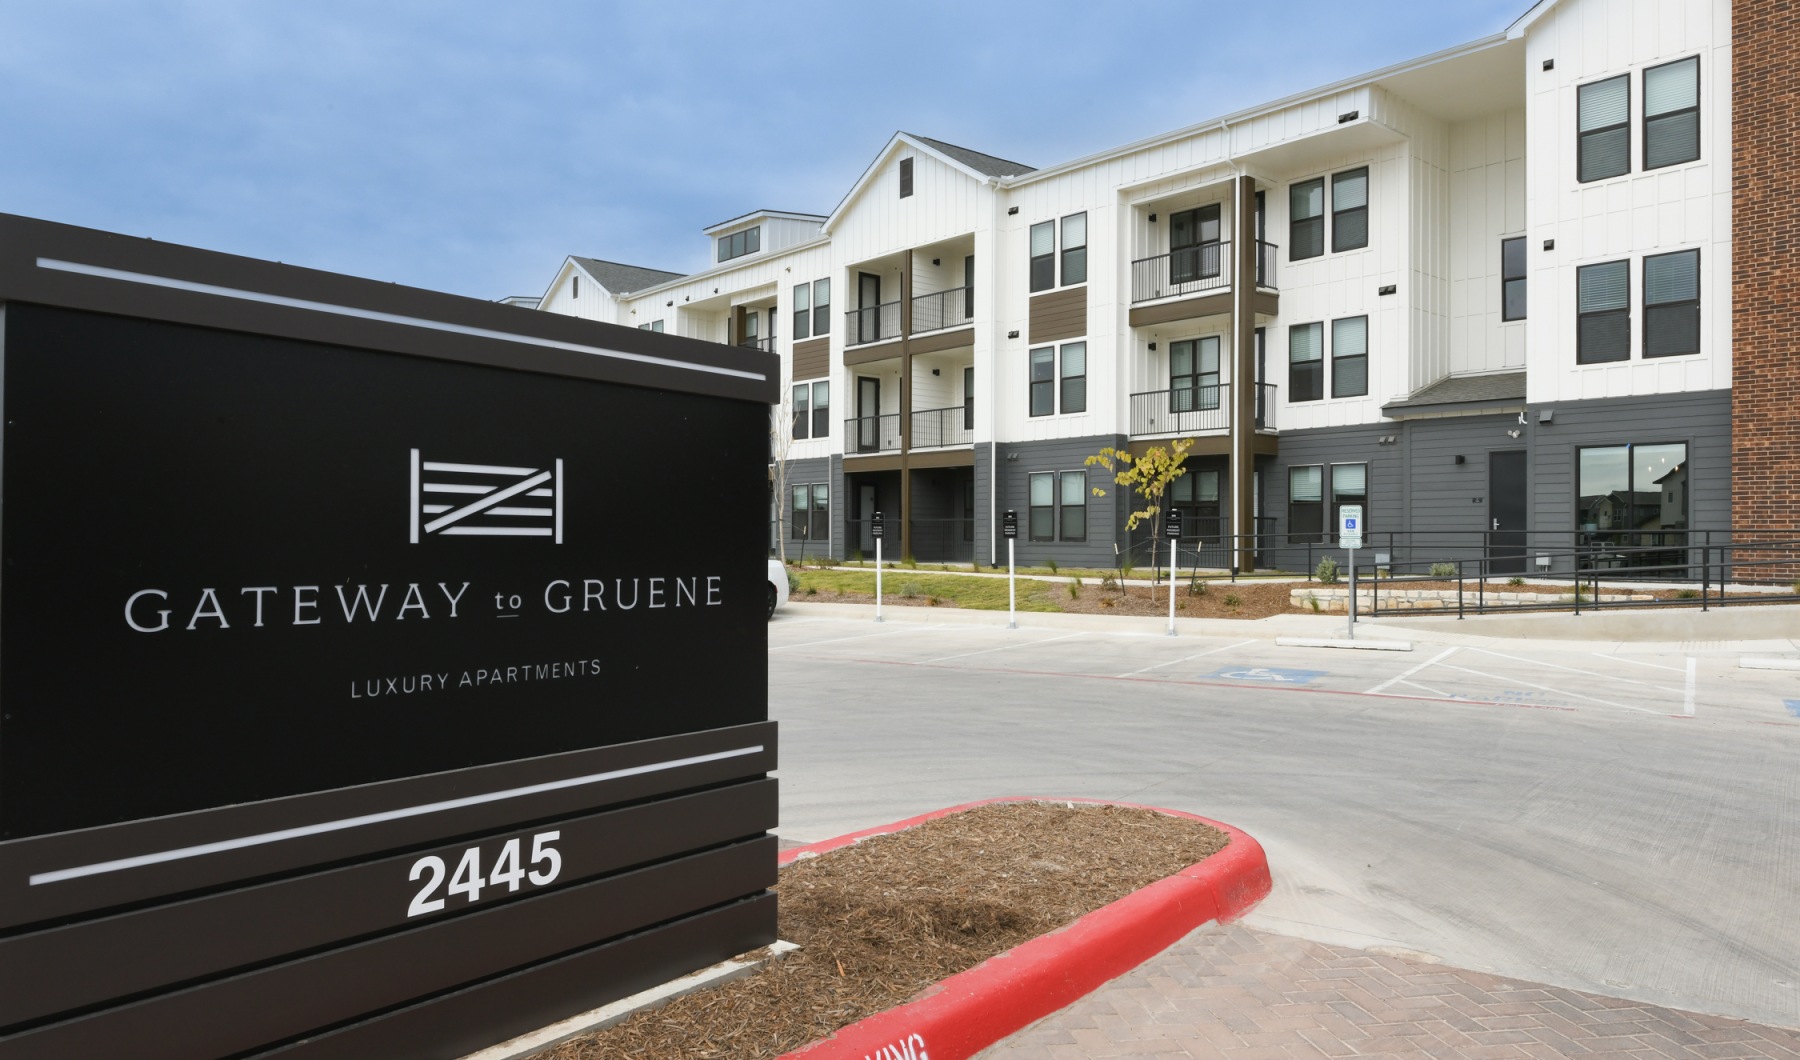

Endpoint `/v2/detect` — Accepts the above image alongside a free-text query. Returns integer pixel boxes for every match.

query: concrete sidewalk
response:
[980,923,1800,1058]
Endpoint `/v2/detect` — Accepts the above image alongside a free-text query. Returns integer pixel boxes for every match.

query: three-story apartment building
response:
[539,0,1779,577]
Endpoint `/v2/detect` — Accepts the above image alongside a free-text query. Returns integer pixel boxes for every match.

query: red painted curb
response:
[778,797,1272,1060]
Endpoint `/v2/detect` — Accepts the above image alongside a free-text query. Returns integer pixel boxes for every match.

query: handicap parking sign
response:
[1203,666,1327,685]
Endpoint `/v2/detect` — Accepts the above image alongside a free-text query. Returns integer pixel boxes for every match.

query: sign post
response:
[1163,508,1183,636]
[1002,509,1018,630]
[871,511,885,623]
[1339,504,1364,640]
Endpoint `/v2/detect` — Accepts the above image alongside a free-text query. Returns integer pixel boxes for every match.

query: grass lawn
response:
[792,569,1068,612]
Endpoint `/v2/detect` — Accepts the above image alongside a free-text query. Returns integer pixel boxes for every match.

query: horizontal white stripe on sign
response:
[527,488,553,497]
[439,527,555,536]
[422,504,453,514]
[423,483,496,495]
[486,507,553,517]
[29,745,767,886]
[36,258,770,383]
[423,470,551,534]
[421,461,538,476]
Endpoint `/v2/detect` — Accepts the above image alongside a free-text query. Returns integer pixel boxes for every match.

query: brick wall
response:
[1732,0,1800,534]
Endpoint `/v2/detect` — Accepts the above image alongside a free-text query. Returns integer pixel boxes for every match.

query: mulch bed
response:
[542,802,1229,1060]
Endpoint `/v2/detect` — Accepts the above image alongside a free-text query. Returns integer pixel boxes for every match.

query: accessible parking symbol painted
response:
[1204,666,1328,685]
[1784,699,1800,718]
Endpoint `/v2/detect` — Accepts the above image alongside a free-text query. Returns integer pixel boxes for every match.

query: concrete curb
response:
[778,797,1273,1060]
[1276,635,1413,651]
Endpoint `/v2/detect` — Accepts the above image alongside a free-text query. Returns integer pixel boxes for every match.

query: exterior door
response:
[858,272,882,344]
[857,376,881,453]
[1170,205,1222,284]
[858,484,877,554]
[1488,450,1528,574]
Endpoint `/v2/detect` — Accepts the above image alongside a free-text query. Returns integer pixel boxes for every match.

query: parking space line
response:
[1117,639,1257,678]
[926,631,1085,663]
[1364,646,1459,695]
[1436,662,1662,715]
[1468,647,1668,691]
[1594,653,1687,674]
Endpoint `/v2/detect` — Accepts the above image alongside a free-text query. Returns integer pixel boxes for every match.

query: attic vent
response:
[900,158,914,198]
[573,275,579,299]
[1337,110,1359,124]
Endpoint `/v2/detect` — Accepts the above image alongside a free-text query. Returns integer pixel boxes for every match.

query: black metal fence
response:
[1131,240,1281,303]
[911,286,974,334]
[845,301,901,346]
[844,413,901,454]
[911,404,973,448]
[1128,382,1278,437]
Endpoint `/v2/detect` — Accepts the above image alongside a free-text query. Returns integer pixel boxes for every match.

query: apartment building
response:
[540,0,1777,577]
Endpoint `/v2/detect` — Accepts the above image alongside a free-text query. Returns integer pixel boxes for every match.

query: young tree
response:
[769,390,796,565]
[1084,437,1194,600]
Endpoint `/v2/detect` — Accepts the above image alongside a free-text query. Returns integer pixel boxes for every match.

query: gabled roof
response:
[1381,371,1528,417]
[824,131,1033,233]
[703,209,828,235]
[569,256,684,295]
[1507,0,1563,39]
[908,134,1035,179]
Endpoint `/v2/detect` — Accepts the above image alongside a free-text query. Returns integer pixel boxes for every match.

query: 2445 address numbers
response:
[407,831,562,917]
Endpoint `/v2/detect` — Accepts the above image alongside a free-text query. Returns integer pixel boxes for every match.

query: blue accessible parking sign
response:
[1203,666,1328,685]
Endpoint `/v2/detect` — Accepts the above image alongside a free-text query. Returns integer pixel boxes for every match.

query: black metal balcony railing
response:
[1129,382,1279,437]
[1130,240,1281,303]
[845,301,902,346]
[737,336,775,353]
[844,413,901,454]
[911,404,974,448]
[911,286,975,335]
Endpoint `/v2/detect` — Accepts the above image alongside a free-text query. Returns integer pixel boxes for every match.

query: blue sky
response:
[1,1,1526,302]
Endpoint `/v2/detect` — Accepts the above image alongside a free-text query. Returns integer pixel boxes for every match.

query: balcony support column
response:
[1230,175,1258,573]
[900,253,914,561]
[730,305,746,347]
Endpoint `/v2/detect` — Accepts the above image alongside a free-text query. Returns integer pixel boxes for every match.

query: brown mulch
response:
[544,802,1229,1060]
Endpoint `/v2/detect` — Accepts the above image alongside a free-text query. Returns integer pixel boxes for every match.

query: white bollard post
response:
[875,537,883,623]
[1007,538,1017,630]
[1167,540,1178,637]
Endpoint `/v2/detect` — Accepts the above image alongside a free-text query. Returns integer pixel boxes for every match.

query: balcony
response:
[845,301,902,347]
[911,404,974,449]
[845,413,902,454]
[1131,241,1280,303]
[911,286,974,335]
[1129,383,1279,437]
[737,336,775,353]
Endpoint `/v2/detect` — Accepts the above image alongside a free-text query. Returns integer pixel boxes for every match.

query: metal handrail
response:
[1130,384,1230,436]
[843,413,901,454]
[1130,239,1281,303]
[737,336,775,353]
[845,301,902,346]
[911,287,974,335]
[911,405,973,448]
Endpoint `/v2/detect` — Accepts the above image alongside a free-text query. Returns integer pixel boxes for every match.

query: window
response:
[791,381,829,440]
[1577,260,1631,363]
[963,365,974,431]
[1290,178,1324,260]
[1643,249,1700,358]
[1577,442,1689,572]
[1289,465,1324,543]
[1060,471,1087,541]
[1331,316,1368,398]
[1330,464,1367,537]
[1170,337,1220,412]
[1644,56,1700,170]
[1061,212,1088,285]
[717,226,762,262]
[791,484,828,542]
[1029,472,1055,541]
[1331,168,1369,252]
[1060,342,1086,414]
[1578,75,1630,182]
[636,319,666,332]
[812,278,831,337]
[572,275,579,299]
[1170,469,1220,537]
[899,157,914,198]
[793,283,811,340]
[1170,205,1223,284]
[1289,322,1323,402]
[1029,347,1055,416]
[1029,221,1055,292]
[1502,237,1528,321]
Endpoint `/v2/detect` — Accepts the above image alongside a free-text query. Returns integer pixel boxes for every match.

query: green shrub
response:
[899,581,923,599]
[1307,593,1322,613]
[1223,593,1243,610]
[1188,579,1209,597]
[804,586,817,596]
[1315,556,1340,584]
[786,571,800,593]
[1508,576,1525,587]
[1430,561,1458,578]
[1046,557,1059,574]
[1066,581,1081,599]
[1676,588,1700,599]
[1100,573,1119,592]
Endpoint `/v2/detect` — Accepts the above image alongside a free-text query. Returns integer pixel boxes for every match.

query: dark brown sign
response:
[0,214,779,1058]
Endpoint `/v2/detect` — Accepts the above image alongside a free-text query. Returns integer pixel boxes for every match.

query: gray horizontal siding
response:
[997,433,1125,568]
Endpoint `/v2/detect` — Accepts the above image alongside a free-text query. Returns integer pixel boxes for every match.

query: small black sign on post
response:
[1002,510,1018,539]
[871,511,885,539]
[1163,509,1183,637]
[1164,508,1184,541]
[871,511,885,623]
[1002,510,1018,628]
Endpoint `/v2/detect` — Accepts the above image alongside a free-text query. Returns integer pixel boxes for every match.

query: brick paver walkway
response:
[980,923,1800,1058]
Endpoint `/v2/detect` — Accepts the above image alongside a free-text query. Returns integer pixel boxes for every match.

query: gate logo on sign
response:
[409,449,564,543]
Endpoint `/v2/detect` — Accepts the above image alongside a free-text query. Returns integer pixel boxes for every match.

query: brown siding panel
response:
[1029,287,1088,343]
[792,337,829,381]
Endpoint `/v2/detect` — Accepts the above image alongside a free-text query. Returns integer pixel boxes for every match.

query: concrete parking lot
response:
[768,604,1800,1031]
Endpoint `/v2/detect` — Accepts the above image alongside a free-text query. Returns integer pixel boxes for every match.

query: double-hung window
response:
[1170,337,1220,412]
[812,278,831,337]
[1060,471,1087,541]
[1029,473,1055,541]
[792,282,811,340]
[790,381,830,440]
[1290,179,1325,261]
[1577,260,1631,363]
[1578,75,1630,182]
[1060,213,1087,285]
[1289,466,1324,543]
[1502,237,1528,321]
[1331,168,1369,252]
[791,484,828,541]
[1029,347,1055,416]
[1030,221,1056,292]
[1060,342,1087,414]
[1643,249,1700,358]
[1644,57,1700,170]
[792,384,810,440]
[1331,316,1368,398]
[1289,322,1323,402]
